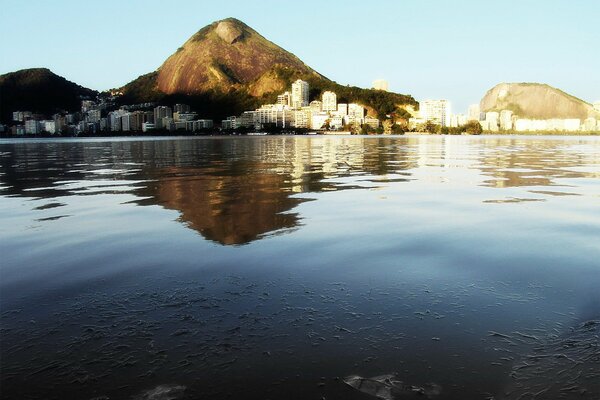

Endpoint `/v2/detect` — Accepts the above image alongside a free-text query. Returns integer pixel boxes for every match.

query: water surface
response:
[1,135,599,400]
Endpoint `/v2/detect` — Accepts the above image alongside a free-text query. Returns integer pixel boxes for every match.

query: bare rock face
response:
[480,83,596,119]
[152,18,318,95]
[215,20,244,44]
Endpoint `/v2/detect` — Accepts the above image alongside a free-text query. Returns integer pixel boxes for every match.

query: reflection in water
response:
[1,135,600,400]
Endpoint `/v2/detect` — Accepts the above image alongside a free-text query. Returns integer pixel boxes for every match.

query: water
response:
[1,135,599,400]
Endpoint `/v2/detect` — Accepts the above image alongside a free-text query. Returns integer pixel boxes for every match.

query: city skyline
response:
[1,0,599,112]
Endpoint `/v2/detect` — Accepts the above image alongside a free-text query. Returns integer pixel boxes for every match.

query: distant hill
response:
[0,68,97,123]
[122,18,417,121]
[480,83,596,119]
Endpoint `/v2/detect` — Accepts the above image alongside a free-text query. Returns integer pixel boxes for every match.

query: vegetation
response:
[0,68,97,123]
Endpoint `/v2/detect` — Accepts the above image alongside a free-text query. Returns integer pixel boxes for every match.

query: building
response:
[154,106,173,129]
[174,104,190,113]
[467,104,481,121]
[277,92,291,107]
[13,111,33,122]
[25,120,40,135]
[322,91,337,112]
[174,112,198,122]
[337,104,348,116]
[81,100,96,113]
[420,100,451,127]
[309,100,322,113]
[310,113,329,130]
[291,79,309,108]
[499,110,513,130]
[222,116,239,130]
[372,79,389,91]
[293,110,311,129]
[583,117,597,131]
[348,104,365,119]
[142,122,155,132]
[450,114,468,128]
[485,112,499,131]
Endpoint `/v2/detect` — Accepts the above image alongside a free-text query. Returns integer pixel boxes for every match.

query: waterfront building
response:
[322,91,337,112]
[154,106,173,129]
[291,79,309,108]
[310,112,329,130]
[372,79,389,91]
[584,117,597,131]
[337,103,348,116]
[485,111,499,131]
[499,110,513,130]
[467,104,481,121]
[421,99,451,127]
[450,114,468,128]
[222,116,240,130]
[25,120,40,135]
[329,115,344,130]
[239,111,257,129]
[293,110,311,129]
[43,120,56,134]
[348,104,365,119]
[142,122,155,132]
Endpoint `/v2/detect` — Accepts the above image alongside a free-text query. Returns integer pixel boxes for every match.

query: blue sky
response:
[1,0,598,112]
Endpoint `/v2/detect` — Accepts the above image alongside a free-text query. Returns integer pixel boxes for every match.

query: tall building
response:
[467,104,481,121]
[499,110,513,130]
[485,111,499,131]
[154,106,173,129]
[291,79,309,108]
[322,91,337,112]
[420,100,451,127]
[372,79,389,92]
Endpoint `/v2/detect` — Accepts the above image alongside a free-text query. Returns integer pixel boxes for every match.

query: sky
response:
[1,0,599,113]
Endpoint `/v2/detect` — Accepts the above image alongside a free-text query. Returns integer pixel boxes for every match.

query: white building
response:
[310,112,329,130]
[372,79,389,91]
[450,114,467,128]
[291,79,309,108]
[485,112,499,131]
[499,110,513,130]
[583,117,597,131]
[277,92,291,107]
[337,103,348,116]
[309,100,322,113]
[43,120,56,134]
[420,99,451,127]
[322,91,337,112]
[364,116,380,129]
[293,110,311,129]
[468,104,481,121]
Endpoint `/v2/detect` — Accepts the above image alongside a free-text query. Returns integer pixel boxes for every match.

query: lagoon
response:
[1,135,599,400]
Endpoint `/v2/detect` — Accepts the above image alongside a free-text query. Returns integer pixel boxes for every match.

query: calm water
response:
[1,135,599,400]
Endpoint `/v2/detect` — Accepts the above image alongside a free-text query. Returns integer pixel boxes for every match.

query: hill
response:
[480,83,596,120]
[0,68,97,123]
[121,18,417,121]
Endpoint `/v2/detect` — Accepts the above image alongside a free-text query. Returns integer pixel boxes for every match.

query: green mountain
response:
[480,82,597,119]
[121,18,417,121]
[0,68,97,123]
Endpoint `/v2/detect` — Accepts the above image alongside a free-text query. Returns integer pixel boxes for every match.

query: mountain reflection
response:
[136,165,306,245]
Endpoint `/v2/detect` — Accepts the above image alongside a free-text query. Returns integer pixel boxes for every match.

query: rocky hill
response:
[0,68,97,123]
[480,83,596,119]
[121,18,417,120]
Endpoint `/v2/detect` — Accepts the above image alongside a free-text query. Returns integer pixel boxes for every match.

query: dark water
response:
[1,135,599,400]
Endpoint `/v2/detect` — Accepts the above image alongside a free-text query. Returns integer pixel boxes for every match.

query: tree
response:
[463,120,483,135]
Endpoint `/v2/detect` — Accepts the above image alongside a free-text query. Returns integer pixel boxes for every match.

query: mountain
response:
[0,68,97,123]
[480,83,596,120]
[121,18,417,121]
